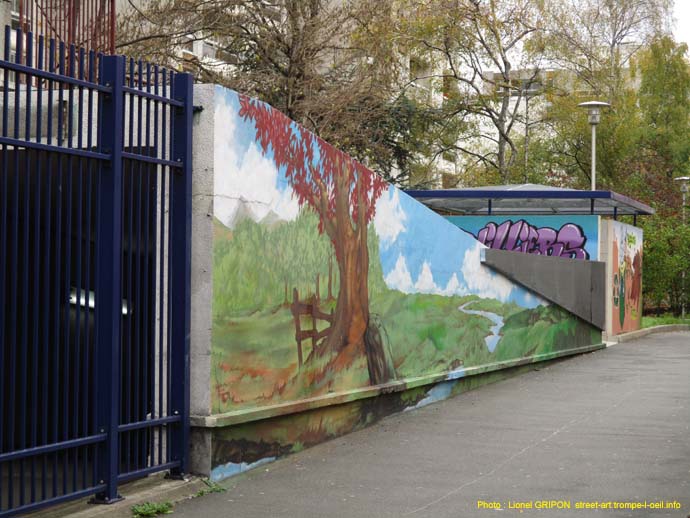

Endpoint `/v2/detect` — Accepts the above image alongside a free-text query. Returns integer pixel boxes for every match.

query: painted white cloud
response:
[213,97,300,228]
[442,273,467,297]
[384,245,518,301]
[414,261,437,293]
[374,188,407,247]
[384,254,414,293]
[460,242,514,302]
[386,257,471,297]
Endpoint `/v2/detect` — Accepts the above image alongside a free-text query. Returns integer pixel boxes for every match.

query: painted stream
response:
[458,301,504,352]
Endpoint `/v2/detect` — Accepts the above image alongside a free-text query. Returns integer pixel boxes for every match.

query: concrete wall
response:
[481,249,606,329]
[188,84,217,474]
[188,84,604,479]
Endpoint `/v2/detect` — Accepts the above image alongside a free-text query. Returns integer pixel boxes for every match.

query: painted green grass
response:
[211,287,599,414]
[370,291,493,377]
[211,290,497,411]
[210,211,600,414]
[467,297,524,318]
[496,305,601,362]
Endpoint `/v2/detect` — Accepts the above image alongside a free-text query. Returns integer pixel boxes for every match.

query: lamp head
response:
[578,101,611,125]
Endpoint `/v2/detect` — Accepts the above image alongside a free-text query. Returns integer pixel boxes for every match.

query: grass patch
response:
[642,314,690,328]
[194,479,226,498]
[131,501,173,518]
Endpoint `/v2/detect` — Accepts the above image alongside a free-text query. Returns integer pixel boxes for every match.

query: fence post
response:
[168,71,193,477]
[93,54,125,504]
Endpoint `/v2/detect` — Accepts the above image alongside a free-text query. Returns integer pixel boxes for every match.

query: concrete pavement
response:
[173,332,690,518]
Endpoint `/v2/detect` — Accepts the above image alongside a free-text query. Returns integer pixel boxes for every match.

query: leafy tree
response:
[641,215,690,315]
[609,37,690,315]
[538,87,642,189]
[636,36,690,180]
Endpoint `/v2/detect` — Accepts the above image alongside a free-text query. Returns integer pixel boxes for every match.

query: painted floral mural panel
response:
[610,221,643,334]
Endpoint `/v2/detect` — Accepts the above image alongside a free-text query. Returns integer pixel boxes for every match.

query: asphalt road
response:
[173,332,690,518]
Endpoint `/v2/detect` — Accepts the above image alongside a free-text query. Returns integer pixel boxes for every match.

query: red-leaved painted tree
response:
[239,94,392,385]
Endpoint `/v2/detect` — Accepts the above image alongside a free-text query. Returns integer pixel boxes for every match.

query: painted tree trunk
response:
[322,175,391,385]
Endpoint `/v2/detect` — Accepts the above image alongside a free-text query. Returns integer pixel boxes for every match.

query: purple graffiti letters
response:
[477,220,589,259]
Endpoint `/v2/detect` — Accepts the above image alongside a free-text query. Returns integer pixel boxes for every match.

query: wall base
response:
[190,348,603,480]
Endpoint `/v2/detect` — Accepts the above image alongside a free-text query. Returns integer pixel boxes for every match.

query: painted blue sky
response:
[374,186,542,308]
[214,85,541,309]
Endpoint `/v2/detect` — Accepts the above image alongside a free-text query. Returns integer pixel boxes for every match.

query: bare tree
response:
[400,0,546,183]
[542,0,672,97]
[117,0,422,183]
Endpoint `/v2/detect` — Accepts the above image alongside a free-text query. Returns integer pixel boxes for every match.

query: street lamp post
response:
[674,176,689,319]
[578,101,610,190]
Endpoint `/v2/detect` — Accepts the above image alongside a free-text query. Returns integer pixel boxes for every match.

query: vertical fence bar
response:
[0,26,9,514]
[37,34,50,503]
[85,51,96,491]
[165,111,172,466]
[26,29,39,506]
[152,65,161,467]
[49,36,61,501]
[93,54,124,504]
[63,43,74,496]
[56,39,68,497]
[89,53,98,464]
[8,26,23,510]
[143,62,152,468]
[157,69,167,468]
[74,45,85,494]
[60,42,72,497]
[75,45,84,490]
[134,59,143,472]
[125,57,135,474]
[168,72,192,477]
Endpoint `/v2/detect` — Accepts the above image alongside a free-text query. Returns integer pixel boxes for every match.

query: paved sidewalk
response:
[174,332,690,518]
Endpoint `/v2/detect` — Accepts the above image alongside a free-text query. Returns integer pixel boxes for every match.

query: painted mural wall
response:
[208,86,602,475]
[446,215,599,260]
[608,220,643,334]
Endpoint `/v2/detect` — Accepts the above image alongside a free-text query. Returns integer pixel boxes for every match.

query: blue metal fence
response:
[0,27,192,516]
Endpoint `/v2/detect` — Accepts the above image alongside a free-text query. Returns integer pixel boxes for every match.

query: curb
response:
[609,324,690,344]
[34,473,208,518]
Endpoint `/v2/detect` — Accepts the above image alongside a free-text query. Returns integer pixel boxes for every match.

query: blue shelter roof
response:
[404,184,654,217]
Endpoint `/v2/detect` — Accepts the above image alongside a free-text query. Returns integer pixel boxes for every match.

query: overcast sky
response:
[674,1,690,47]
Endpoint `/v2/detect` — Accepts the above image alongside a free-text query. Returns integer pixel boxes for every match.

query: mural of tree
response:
[238,95,393,385]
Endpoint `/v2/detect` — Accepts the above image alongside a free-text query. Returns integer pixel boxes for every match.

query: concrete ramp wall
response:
[188,84,604,479]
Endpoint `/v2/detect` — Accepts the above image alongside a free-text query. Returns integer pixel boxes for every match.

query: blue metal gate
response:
[0,27,192,516]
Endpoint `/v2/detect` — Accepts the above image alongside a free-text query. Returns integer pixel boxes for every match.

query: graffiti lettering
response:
[476,220,589,259]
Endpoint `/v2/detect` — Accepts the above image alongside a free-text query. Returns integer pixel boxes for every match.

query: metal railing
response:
[16,0,115,57]
[0,26,192,516]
